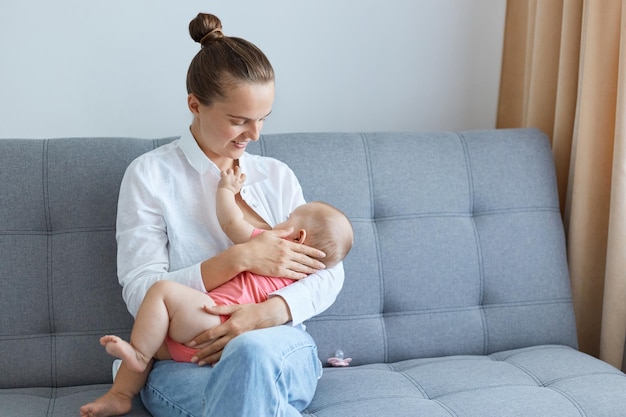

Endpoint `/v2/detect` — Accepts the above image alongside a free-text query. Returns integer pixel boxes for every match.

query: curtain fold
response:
[497,0,626,367]
[601,2,626,367]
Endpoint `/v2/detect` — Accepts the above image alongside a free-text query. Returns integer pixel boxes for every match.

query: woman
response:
[116,13,343,417]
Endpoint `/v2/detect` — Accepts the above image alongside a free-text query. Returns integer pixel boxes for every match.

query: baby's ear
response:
[294,229,307,244]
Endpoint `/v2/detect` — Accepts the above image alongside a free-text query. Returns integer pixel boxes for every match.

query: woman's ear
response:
[188,94,201,116]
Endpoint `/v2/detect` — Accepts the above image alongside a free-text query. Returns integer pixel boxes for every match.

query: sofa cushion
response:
[305,345,626,416]
[0,386,149,417]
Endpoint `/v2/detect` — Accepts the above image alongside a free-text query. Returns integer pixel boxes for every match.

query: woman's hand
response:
[200,227,326,291]
[241,228,326,280]
[188,297,290,365]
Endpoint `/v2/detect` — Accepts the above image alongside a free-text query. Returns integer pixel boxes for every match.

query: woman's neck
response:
[189,123,236,171]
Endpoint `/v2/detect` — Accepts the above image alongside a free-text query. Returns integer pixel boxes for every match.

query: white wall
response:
[0,1,506,139]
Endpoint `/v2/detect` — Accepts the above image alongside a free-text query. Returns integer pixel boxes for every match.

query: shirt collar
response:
[179,127,214,174]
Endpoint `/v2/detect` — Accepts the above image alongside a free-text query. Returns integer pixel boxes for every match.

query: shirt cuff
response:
[270,281,314,326]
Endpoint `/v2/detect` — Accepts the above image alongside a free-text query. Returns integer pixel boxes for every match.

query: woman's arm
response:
[117,159,206,317]
[201,227,327,290]
[271,261,345,325]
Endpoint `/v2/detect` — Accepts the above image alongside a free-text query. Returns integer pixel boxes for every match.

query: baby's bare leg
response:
[97,280,173,373]
[130,280,221,355]
[100,281,221,372]
[163,282,222,343]
[79,361,150,417]
[99,335,152,373]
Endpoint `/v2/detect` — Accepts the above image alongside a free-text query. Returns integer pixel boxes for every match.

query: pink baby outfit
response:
[165,229,295,362]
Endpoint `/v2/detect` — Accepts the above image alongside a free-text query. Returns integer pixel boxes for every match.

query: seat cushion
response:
[0,385,150,417]
[304,345,626,416]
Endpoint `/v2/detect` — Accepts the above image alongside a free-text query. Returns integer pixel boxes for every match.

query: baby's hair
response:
[186,13,274,106]
[302,202,353,268]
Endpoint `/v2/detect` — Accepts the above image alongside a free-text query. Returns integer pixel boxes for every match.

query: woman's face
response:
[189,81,275,170]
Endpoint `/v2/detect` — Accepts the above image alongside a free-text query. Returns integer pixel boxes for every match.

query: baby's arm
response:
[217,167,256,244]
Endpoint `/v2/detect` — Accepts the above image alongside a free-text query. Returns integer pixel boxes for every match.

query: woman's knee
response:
[223,330,271,361]
[223,326,318,366]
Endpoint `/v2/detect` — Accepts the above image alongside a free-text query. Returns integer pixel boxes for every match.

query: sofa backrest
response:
[0,129,577,389]
[245,129,577,365]
[0,137,174,388]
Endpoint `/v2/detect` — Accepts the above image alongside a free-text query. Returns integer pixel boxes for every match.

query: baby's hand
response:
[219,167,246,194]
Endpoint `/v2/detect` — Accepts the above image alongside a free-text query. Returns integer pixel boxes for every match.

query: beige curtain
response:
[497,0,626,368]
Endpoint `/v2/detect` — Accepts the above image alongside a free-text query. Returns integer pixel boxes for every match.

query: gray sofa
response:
[2,128,626,417]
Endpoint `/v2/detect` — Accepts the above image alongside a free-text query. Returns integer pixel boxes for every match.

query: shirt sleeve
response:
[116,158,205,317]
[270,262,345,326]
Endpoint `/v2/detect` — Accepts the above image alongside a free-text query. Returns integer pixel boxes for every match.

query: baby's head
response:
[278,202,353,268]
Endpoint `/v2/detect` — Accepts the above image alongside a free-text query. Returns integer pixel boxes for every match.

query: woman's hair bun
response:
[189,13,224,46]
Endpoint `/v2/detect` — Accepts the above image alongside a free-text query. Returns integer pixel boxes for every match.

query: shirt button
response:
[242,188,247,195]
[252,201,259,208]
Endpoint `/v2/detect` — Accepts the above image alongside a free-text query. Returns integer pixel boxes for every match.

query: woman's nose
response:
[248,121,263,141]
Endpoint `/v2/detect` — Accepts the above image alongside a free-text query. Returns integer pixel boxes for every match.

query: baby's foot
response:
[79,390,132,417]
[100,335,149,373]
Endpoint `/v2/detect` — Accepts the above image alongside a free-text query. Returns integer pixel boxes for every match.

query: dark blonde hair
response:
[187,13,275,105]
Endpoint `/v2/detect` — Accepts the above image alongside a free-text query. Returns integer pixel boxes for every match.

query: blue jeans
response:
[140,325,322,417]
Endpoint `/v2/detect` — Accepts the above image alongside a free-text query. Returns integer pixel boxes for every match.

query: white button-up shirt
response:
[116,128,344,325]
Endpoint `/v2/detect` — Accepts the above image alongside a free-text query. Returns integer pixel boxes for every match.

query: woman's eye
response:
[230,118,265,126]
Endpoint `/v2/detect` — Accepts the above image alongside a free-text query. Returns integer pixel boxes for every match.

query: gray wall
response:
[0,0,506,138]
